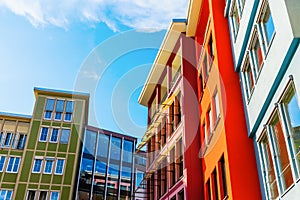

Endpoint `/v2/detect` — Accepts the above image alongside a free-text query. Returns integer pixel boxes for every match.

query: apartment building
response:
[0,87,137,200]
[225,0,300,199]
[185,0,261,199]
[136,19,202,200]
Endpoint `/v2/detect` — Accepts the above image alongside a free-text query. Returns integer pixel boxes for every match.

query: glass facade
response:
[77,129,135,200]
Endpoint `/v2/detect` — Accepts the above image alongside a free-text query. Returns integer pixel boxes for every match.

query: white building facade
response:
[225,0,300,199]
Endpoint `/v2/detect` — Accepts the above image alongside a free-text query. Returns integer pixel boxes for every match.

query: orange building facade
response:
[186,0,262,199]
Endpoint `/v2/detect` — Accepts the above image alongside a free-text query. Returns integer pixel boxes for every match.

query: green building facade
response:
[0,87,89,200]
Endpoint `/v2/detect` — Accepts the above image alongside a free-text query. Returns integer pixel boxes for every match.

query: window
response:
[26,190,36,200]
[64,101,74,121]
[54,100,64,120]
[44,158,54,174]
[207,34,215,66]
[44,99,55,119]
[0,190,13,200]
[212,91,220,125]
[259,132,279,199]
[230,0,240,38]
[242,57,255,99]
[169,147,176,187]
[32,159,43,173]
[60,129,70,144]
[260,2,275,47]
[50,191,59,200]
[0,156,6,172]
[0,132,3,146]
[205,179,211,200]
[282,85,300,176]
[207,108,213,136]
[55,159,65,175]
[218,155,228,199]
[39,191,47,200]
[178,190,184,200]
[50,128,59,143]
[251,33,263,73]
[202,53,209,83]
[4,132,12,147]
[178,138,184,178]
[39,127,49,142]
[6,157,20,173]
[13,133,27,149]
[212,168,219,200]
[270,113,293,191]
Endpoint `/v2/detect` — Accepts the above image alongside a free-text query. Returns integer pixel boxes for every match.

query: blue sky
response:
[0,0,188,139]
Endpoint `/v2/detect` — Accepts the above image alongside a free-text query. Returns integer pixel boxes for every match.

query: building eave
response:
[186,0,203,37]
[138,20,186,106]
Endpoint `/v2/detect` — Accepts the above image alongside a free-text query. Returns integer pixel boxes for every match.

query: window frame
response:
[6,156,21,173]
[39,127,49,142]
[32,158,43,173]
[0,189,13,200]
[50,191,60,200]
[44,157,54,174]
[60,128,70,144]
[54,159,65,175]
[0,155,6,172]
[49,128,60,143]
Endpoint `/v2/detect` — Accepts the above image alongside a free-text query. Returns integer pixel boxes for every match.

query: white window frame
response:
[6,156,21,173]
[38,190,48,200]
[44,98,55,120]
[54,159,65,175]
[39,127,49,142]
[0,189,13,200]
[49,128,60,143]
[54,99,65,121]
[44,157,54,174]
[60,129,70,144]
[64,100,74,122]
[50,191,60,200]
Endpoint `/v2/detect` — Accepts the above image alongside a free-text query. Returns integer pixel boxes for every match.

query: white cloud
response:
[0,0,188,31]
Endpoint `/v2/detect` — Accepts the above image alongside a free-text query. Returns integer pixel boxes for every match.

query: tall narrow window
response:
[44,158,54,174]
[26,190,36,200]
[54,100,64,120]
[205,179,211,200]
[50,192,59,200]
[213,91,220,125]
[39,191,47,200]
[4,132,12,147]
[178,138,184,178]
[64,101,74,121]
[50,128,59,143]
[170,147,176,187]
[231,0,240,38]
[270,113,293,191]
[0,156,6,172]
[207,34,215,67]
[212,168,219,200]
[218,155,228,199]
[32,159,43,173]
[260,2,275,46]
[55,159,65,175]
[259,132,279,199]
[282,86,300,175]
[44,99,55,119]
[39,127,49,142]
[252,34,263,72]
[16,134,27,149]
[203,53,209,83]
[243,57,255,99]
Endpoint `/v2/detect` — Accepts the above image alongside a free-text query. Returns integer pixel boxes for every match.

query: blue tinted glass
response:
[287,93,300,127]
[6,158,14,172]
[64,113,72,121]
[13,157,20,172]
[84,130,97,155]
[0,191,6,200]
[95,160,107,174]
[60,129,70,144]
[55,159,64,174]
[264,7,275,44]
[54,112,62,120]
[55,100,64,112]
[45,99,55,111]
[6,191,12,200]
[110,137,121,160]
[0,156,5,171]
[121,166,132,178]
[122,140,133,163]
[50,192,59,200]
[4,133,12,146]
[81,157,94,172]
[44,160,53,173]
[97,134,109,157]
[33,159,42,172]
[50,129,59,142]
[40,127,48,141]
[66,101,74,113]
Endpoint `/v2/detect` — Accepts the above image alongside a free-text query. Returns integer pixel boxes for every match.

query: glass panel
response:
[6,157,14,172]
[66,101,74,113]
[122,140,133,163]
[44,159,53,173]
[84,130,97,155]
[50,128,59,142]
[55,159,64,174]
[106,163,120,199]
[45,99,55,111]
[263,4,275,45]
[78,156,94,196]
[60,129,70,144]
[33,159,42,173]
[39,191,47,200]
[13,157,20,172]
[17,134,27,149]
[50,192,59,200]
[4,133,12,146]
[272,115,293,190]
[253,37,263,71]
[284,87,300,175]
[93,159,107,199]
[0,156,5,171]
[55,100,64,112]
[40,127,49,142]
[27,191,36,200]
[97,134,109,158]
[110,137,121,160]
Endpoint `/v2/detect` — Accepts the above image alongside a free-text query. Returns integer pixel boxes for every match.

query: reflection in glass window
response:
[84,130,97,155]
[39,127,49,142]
[123,140,133,163]
[0,190,13,200]
[97,134,109,158]
[110,137,121,160]
[60,129,70,144]
[261,3,275,46]
[55,100,64,120]
[44,158,54,174]
[50,128,59,142]
[283,86,300,175]
[32,159,42,173]
[44,99,55,119]
[0,156,5,172]
[107,163,120,199]
[271,114,293,191]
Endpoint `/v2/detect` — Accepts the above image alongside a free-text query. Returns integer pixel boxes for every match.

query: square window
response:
[6,157,20,173]
[32,159,43,173]
[60,129,70,144]
[55,159,65,175]
[39,127,49,142]
[44,158,54,174]
[50,128,59,143]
